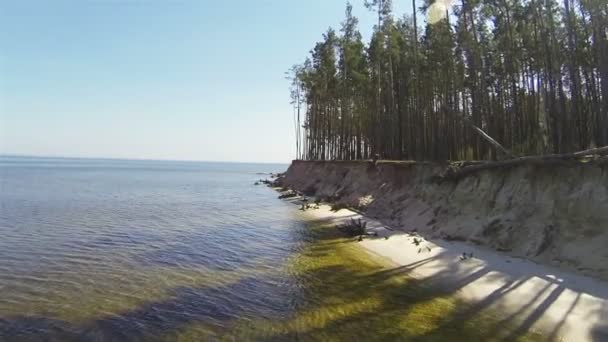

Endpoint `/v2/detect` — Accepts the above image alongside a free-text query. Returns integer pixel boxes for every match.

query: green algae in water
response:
[170,223,544,341]
[0,220,544,341]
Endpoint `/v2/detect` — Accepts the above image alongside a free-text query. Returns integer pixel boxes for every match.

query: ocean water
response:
[0,156,551,341]
[0,156,313,340]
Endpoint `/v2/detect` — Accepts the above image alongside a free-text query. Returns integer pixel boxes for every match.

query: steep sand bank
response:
[279,160,608,281]
[289,200,608,341]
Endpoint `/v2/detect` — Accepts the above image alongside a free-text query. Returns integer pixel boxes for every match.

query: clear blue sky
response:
[0,0,408,163]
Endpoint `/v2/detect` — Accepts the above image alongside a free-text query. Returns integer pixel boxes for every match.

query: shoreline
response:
[278,160,608,282]
[285,195,608,341]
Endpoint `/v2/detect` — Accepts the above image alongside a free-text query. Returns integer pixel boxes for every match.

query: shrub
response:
[330,203,349,212]
[337,218,367,237]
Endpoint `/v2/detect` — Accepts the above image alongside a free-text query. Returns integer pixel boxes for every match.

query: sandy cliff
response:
[279,159,608,280]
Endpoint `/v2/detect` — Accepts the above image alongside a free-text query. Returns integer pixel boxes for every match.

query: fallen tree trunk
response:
[571,145,608,157]
[449,112,513,158]
[435,146,608,181]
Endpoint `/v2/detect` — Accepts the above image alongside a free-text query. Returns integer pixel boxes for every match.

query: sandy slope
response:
[280,160,608,282]
[298,202,608,342]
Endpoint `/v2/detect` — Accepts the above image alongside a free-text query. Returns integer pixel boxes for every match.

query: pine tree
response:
[290,0,607,161]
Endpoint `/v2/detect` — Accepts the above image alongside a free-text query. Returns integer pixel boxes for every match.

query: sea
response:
[0,156,321,340]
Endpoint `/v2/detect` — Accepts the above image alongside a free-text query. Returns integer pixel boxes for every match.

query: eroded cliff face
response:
[280,160,608,280]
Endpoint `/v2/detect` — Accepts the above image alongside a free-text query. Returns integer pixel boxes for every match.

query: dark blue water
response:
[0,156,314,340]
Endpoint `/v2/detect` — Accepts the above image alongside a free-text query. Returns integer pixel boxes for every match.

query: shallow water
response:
[0,156,542,341]
[0,157,309,339]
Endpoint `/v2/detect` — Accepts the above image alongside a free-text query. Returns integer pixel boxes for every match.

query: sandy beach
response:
[295,201,608,342]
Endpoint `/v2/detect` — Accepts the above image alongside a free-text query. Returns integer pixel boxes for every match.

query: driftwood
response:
[435,146,608,181]
[278,190,298,199]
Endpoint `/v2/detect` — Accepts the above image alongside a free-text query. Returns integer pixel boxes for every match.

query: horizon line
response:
[0,153,290,165]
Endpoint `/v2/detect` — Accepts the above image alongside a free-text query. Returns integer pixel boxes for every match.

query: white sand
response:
[299,202,608,342]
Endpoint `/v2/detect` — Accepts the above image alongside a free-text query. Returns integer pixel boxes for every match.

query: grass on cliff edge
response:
[175,222,544,341]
